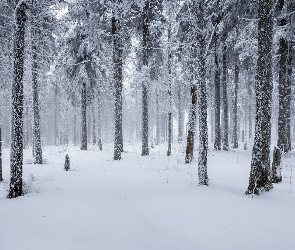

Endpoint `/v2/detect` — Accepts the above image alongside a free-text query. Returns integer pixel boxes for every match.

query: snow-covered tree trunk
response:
[185,76,197,164]
[155,89,160,145]
[54,83,59,146]
[178,86,183,144]
[8,1,27,198]
[246,0,274,195]
[233,60,239,148]
[32,26,42,164]
[73,111,77,146]
[141,1,149,156]
[113,2,123,160]
[197,0,208,185]
[97,93,102,151]
[92,104,96,145]
[277,37,288,152]
[80,81,87,150]
[213,30,221,151]
[222,37,229,151]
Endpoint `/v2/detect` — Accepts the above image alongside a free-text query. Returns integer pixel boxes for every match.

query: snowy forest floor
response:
[1,143,295,250]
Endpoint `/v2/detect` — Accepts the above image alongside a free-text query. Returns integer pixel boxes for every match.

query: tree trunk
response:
[8,2,27,198]
[271,146,282,183]
[141,1,149,156]
[277,37,288,152]
[178,86,183,144]
[32,27,42,164]
[197,0,209,185]
[185,81,197,164]
[285,41,292,152]
[246,0,274,195]
[233,59,239,148]
[167,27,172,156]
[213,31,221,151]
[54,83,58,146]
[92,104,96,145]
[155,89,160,145]
[113,4,123,160]
[222,38,229,151]
[73,111,77,146]
[97,93,102,151]
[80,81,87,150]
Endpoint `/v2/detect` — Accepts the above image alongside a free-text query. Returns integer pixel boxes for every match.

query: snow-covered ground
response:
[1,143,295,250]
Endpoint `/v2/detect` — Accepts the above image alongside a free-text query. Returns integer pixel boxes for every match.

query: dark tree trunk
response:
[197,0,208,185]
[80,81,87,150]
[32,27,42,164]
[167,27,172,156]
[73,111,77,146]
[213,31,221,151]
[141,1,149,156]
[185,81,197,164]
[112,4,123,160]
[8,2,27,198]
[233,60,239,148]
[222,38,229,151]
[277,37,288,152]
[54,83,58,146]
[285,42,292,152]
[246,0,274,195]
[271,146,282,183]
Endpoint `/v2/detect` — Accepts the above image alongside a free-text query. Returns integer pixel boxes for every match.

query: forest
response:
[0,0,295,249]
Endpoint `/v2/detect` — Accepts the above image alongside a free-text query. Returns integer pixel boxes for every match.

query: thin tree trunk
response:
[8,2,27,198]
[233,59,239,148]
[155,89,160,145]
[141,0,149,156]
[92,104,96,145]
[97,93,102,150]
[285,41,292,152]
[178,86,183,144]
[167,27,172,156]
[213,30,221,151]
[73,111,77,146]
[222,37,229,151]
[54,83,58,146]
[80,81,87,150]
[246,0,274,195]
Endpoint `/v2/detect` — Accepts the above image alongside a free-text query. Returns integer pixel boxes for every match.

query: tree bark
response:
[32,26,42,164]
[141,0,149,156]
[246,0,274,195]
[197,0,209,185]
[8,2,27,198]
[222,38,229,151]
[178,86,183,144]
[285,41,292,152]
[80,81,87,150]
[167,27,172,156]
[112,2,123,160]
[213,30,221,151]
[233,60,239,148]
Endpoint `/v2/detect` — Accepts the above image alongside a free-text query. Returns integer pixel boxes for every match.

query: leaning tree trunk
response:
[197,0,209,185]
[213,30,221,151]
[185,75,197,164]
[246,0,274,195]
[222,36,229,151]
[80,81,87,150]
[8,2,27,198]
[113,5,123,160]
[233,59,239,148]
[141,0,149,156]
[32,27,42,164]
